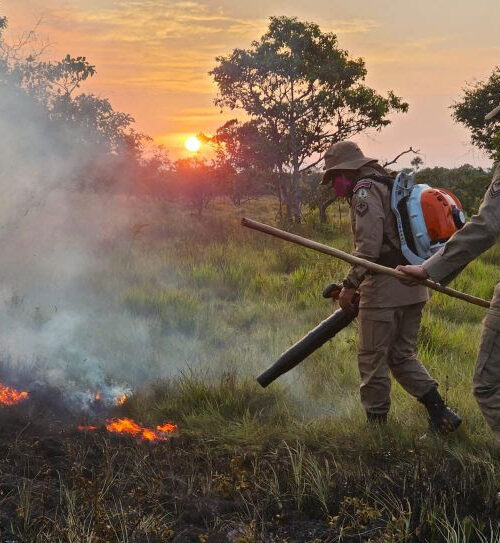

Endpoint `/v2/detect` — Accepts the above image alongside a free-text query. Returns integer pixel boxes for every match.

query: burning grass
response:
[99,417,177,441]
[0,382,29,406]
[75,392,179,442]
[0,374,499,542]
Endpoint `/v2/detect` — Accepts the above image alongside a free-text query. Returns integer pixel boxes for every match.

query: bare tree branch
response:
[0,17,52,64]
[300,155,325,172]
[382,146,420,168]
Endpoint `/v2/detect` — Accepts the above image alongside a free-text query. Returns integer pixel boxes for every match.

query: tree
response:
[201,119,280,206]
[16,54,96,105]
[301,168,335,223]
[411,156,424,171]
[172,157,218,215]
[0,15,152,191]
[452,67,500,161]
[11,54,142,154]
[138,144,172,197]
[210,16,408,221]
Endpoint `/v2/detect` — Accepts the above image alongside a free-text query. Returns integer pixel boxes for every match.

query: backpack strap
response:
[353,174,407,268]
[352,174,394,195]
[362,174,394,189]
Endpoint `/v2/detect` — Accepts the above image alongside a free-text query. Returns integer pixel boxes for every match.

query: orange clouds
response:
[6,1,266,93]
[324,19,379,35]
[2,1,498,166]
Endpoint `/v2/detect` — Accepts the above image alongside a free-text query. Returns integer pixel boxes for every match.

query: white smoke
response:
[0,84,157,409]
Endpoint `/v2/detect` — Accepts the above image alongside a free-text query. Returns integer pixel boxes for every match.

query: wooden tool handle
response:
[241,217,490,309]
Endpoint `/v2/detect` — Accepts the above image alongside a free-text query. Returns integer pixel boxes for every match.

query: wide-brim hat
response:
[485,104,500,122]
[321,141,378,185]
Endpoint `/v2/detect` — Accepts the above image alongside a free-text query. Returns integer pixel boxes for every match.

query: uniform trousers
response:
[474,285,500,440]
[358,302,437,415]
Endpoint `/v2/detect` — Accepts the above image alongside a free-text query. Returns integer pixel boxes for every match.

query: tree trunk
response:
[290,169,301,223]
[319,196,336,223]
[279,171,294,222]
[289,79,301,223]
[275,177,283,220]
[284,191,293,222]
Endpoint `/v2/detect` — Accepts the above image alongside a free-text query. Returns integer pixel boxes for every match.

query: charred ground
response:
[0,376,499,543]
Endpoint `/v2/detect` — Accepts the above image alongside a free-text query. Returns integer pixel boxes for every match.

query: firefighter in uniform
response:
[321,141,461,433]
[398,104,500,441]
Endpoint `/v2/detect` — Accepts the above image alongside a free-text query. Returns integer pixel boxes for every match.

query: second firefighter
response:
[321,141,461,433]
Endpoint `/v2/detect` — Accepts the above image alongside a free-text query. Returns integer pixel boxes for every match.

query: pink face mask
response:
[332,174,353,198]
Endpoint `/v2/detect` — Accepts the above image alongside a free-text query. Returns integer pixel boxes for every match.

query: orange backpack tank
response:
[391,172,466,264]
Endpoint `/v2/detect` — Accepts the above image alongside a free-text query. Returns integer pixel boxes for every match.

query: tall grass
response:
[115,198,500,434]
[84,196,500,539]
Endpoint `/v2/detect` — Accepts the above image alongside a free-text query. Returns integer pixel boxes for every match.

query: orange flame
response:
[117,394,127,406]
[94,391,102,402]
[77,425,98,431]
[0,382,29,406]
[106,417,143,436]
[105,418,177,442]
[157,422,177,433]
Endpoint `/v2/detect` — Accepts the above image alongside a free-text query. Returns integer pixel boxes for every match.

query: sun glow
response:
[185,136,201,152]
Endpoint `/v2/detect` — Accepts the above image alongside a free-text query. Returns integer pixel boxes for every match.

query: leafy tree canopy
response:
[0,16,143,155]
[0,14,159,193]
[452,67,500,161]
[211,17,408,164]
[210,16,408,220]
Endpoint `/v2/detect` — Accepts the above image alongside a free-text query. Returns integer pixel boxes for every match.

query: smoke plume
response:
[0,84,157,410]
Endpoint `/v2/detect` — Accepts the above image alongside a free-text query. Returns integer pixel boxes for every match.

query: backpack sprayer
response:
[246,174,470,388]
[391,171,466,264]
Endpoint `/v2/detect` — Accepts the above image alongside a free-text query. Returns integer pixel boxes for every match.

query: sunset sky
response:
[3,0,499,168]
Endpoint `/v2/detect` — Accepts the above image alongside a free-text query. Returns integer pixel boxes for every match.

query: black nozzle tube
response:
[257,308,357,388]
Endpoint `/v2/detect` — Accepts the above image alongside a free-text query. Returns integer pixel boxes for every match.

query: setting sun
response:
[185,136,201,153]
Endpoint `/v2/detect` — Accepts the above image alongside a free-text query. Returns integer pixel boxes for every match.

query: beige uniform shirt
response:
[346,166,429,308]
[424,164,500,323]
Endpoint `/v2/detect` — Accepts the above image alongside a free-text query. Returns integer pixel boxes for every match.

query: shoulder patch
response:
[355,188,369,199]
[355,201,369,217]
[489,176,500,199]
[353,180,373,193]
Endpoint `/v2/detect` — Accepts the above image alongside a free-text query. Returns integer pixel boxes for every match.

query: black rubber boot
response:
[366,412,388,425]
[419,388,462,435]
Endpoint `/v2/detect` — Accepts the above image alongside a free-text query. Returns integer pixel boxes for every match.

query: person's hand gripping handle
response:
[395,264,430,285]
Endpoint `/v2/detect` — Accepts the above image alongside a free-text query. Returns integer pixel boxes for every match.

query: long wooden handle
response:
[241,217,490,309]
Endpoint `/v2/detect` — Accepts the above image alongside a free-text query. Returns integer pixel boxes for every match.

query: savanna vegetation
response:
[2,9,500,543]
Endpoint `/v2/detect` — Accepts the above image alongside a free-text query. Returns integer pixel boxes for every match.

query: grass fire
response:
[1,5,500,543]
[0,382,29,406]
[78,418,178,442]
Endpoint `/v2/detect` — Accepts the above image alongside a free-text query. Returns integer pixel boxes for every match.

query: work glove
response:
[339,287,358,312]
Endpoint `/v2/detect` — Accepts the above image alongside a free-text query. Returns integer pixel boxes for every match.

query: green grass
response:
[73,197,500,539]
[109,197,500,433]
[115,198,499,418]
